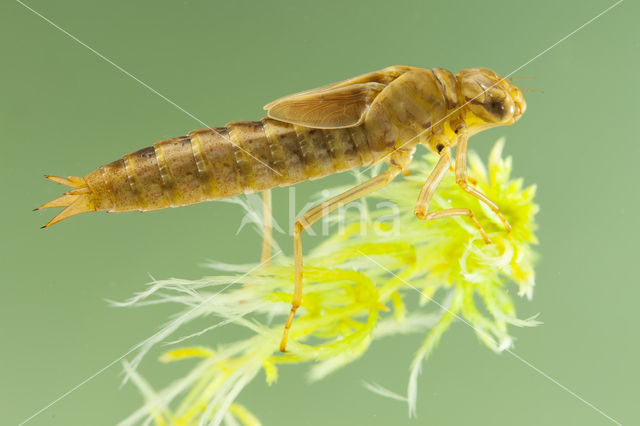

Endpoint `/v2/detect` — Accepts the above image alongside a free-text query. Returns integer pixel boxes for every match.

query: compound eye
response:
[488,99,506,118]
[477,88,514,121]
[486,96,515,121]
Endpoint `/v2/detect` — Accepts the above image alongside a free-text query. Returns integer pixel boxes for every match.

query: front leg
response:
[455,126,511,233]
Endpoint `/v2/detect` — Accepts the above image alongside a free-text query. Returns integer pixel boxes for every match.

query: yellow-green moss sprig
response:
[118,138,539,426]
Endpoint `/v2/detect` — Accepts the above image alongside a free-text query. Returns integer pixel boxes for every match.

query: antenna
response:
[520,88,544,93]
[506,76,536,82]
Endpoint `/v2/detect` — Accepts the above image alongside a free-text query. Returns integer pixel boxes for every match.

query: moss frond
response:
[119,138,539,425]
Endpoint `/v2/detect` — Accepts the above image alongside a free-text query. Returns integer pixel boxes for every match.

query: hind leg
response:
[279,165,404,352]
[260,189,273,265]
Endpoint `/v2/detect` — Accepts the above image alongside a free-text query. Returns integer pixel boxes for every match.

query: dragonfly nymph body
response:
[38,65,527,352]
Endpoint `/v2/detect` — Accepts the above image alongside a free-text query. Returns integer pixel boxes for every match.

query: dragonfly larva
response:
[37,65,527,352]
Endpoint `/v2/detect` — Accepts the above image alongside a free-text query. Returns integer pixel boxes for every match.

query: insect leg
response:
[260,189,273,265]
[279,165,403,352]
[414,147,491,243]
[455,127,511,232]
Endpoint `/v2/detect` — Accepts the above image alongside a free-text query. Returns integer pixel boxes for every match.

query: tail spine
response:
[36,176,96,228]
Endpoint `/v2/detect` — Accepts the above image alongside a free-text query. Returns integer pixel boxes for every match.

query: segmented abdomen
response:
[84,119,384,213]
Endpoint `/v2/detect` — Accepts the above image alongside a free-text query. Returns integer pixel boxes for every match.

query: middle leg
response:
[414,146,491,243]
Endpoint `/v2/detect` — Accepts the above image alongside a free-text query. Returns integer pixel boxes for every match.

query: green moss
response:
[119,138,539,425]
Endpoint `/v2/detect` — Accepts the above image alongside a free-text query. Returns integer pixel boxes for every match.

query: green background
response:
[2,0,638,424]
